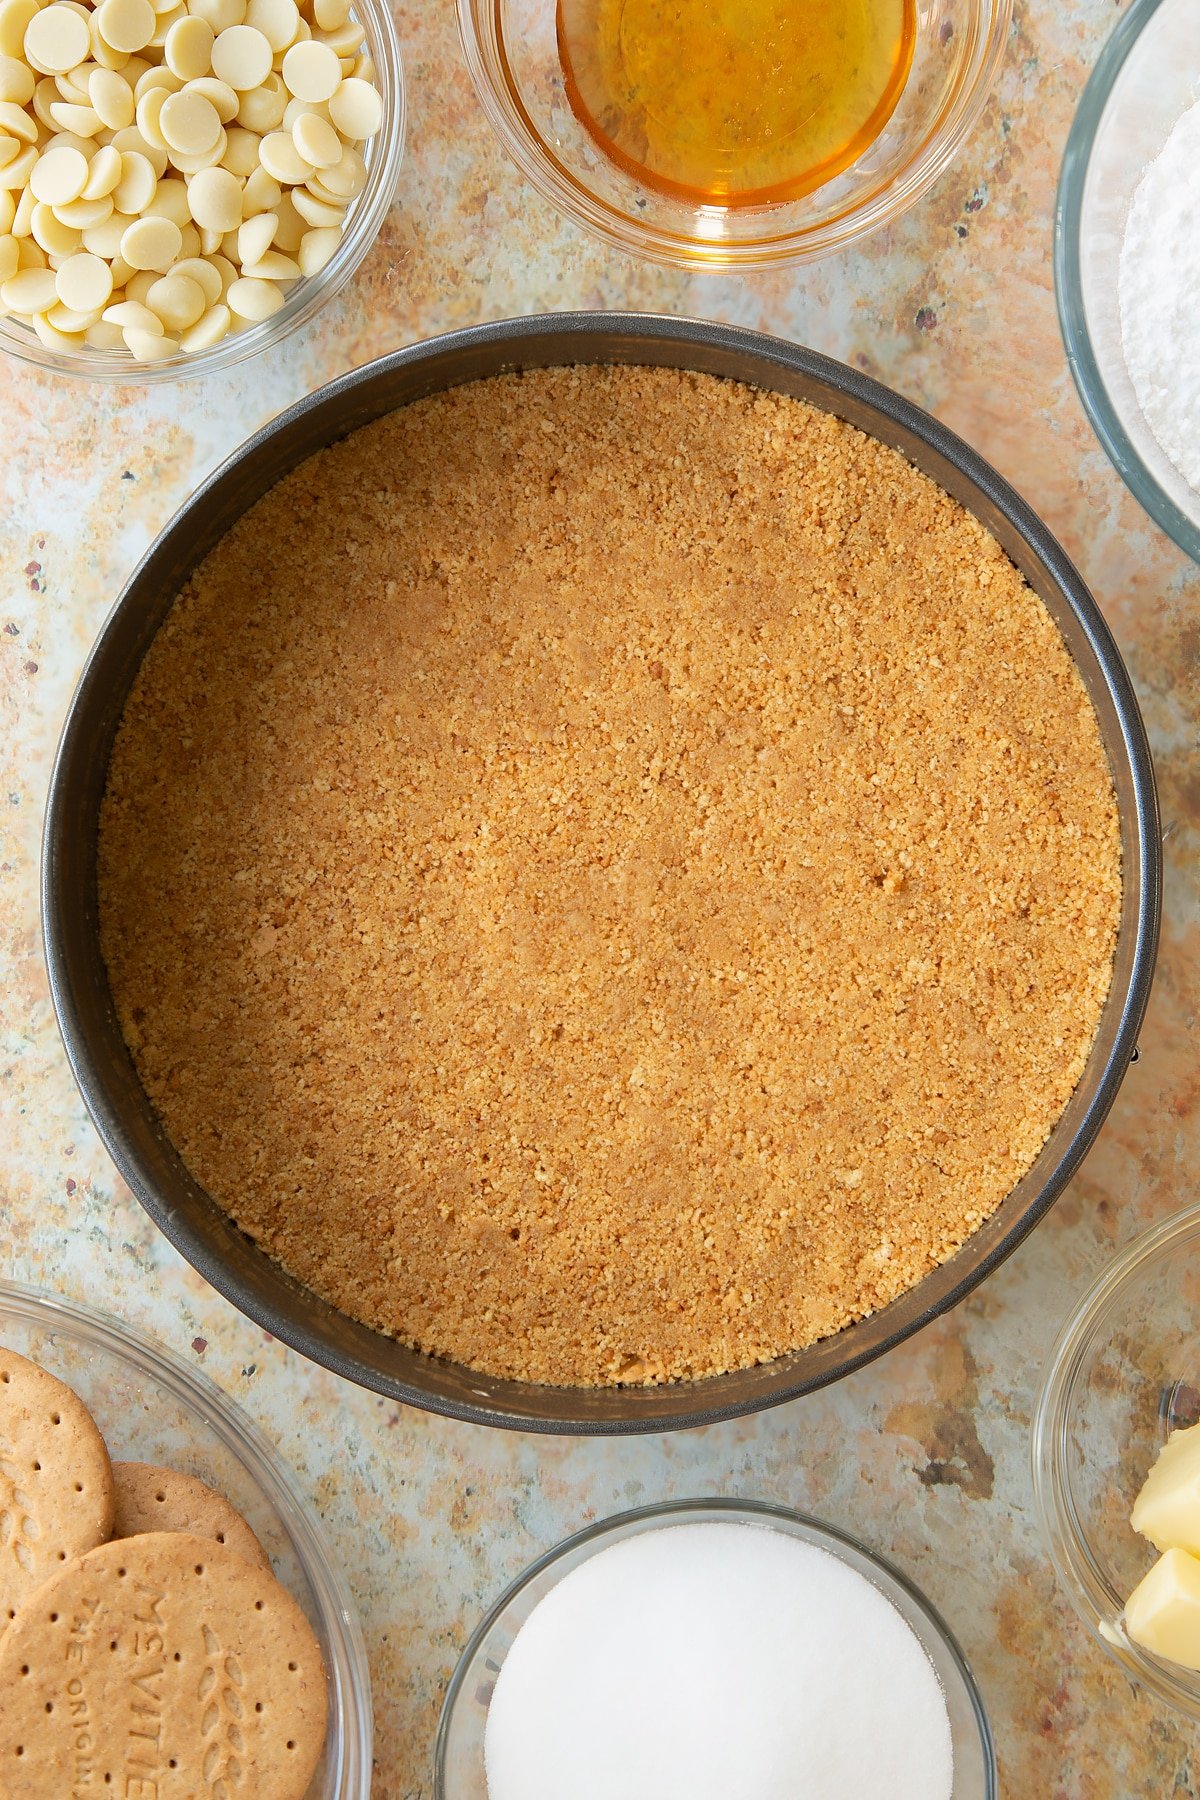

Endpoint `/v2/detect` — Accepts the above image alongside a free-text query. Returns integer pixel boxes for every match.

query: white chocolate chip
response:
[0,95,36,141]
[32,307,84,346]
[84,316,124,345]
[164,14,214,79]
[123,321,177,355]
[186,160,241,229]
[172,250,220,300]
[290,184,341,226]
[120,209,180,267]
[30,199,80,253]
[145,266,203,325]
[98,0,157,54]
[159,84,220,152]
[221,123,259,175]
[0,227,17,279]
[48,99,103,135]
[225,269,279,316]
[188,0,246,32]
[291,107,338,168]
[23,4,91,75]
[327,75,380,140]
[258,126,309,183]
[239,245,294,279]
[82,142,124,197]
[102,294,161,328]
[30,144,89,205]
[0,52,36,105]
[211,22,270,89]
[240,159,278,213]
[0,261,58,309]
[0,0,39,61]
[178,295,228,348]
[279,37,337,102]
[55,192,115,226]
[112,147,157,211]
[55,247,113,308]
[88,65,136,127]
[245,0,297,53]
[234,205,272,263]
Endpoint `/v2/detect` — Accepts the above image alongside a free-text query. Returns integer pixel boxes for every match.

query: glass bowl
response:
[1055,0,1200,561]
[434,1498,997,1797]
[0,1277,372,1794]
[456,0,1011,268]
[0,0,404,384]
[1032,1203,1200,1721]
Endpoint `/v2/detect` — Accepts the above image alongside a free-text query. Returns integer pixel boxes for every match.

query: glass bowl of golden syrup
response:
[457,0,1011,267]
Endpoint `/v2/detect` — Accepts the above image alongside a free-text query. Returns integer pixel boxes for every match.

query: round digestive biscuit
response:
[0,1533,327,1798]
[0,1346,115,1628]
[112,1463,271,1571]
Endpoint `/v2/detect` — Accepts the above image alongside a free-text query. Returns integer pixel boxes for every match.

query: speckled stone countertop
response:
[1,0,1197,1793]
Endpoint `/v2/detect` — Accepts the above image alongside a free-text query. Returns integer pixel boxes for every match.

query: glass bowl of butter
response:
[457,0,1011,268]
[1033,1202,1200,1719]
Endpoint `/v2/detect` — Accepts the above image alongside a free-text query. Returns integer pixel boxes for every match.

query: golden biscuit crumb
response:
[98,366,1122,1388]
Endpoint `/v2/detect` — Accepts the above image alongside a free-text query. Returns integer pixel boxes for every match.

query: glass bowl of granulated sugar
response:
[1057,0,1200,561]
[434,1498,996,1800]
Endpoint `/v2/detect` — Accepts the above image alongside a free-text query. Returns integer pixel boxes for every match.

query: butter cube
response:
[1132,1423,1200,1555]
[1125,1548,1200,1670]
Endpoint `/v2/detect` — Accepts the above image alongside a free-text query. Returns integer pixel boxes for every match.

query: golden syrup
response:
[556,0,916,208]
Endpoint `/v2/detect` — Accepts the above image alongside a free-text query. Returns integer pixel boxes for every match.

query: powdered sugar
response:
[1120,96,1200,493]
[483,1522,954,1800]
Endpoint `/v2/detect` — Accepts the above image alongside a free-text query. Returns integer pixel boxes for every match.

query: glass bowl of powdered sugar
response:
[1057,0,1200,561]
[434,1498,996,1800]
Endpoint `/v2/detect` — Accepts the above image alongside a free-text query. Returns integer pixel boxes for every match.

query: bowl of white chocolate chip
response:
[1034,1202,1200,1721]
[0,0,402,376]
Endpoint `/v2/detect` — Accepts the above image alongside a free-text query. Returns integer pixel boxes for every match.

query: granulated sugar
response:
[1120,97,1200,493]
[483,1521,954,1800]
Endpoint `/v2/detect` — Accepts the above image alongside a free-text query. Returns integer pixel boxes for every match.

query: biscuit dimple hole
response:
[287,1661,297,1672]
[32,1460,41,1471]
[50,1412,61,1425]
[254,1599,263,1611]
[173,1652,182,1663]
[19,1665,29,1676]
[1,1370,9,1382]
[110,1640,118,1652]
[117,1568,127,1579]
[74,1482,83,1493]
[156,1492,165,1503]
[57,1551,66,1561]
[169,1760,178,1770]
[44,1702,53,1714]
[286,1741,295,1751]
[255,1702,263,1713]
[217,1533,225,1542]
[48,1613,58,1624]
[195,1564,204,1575]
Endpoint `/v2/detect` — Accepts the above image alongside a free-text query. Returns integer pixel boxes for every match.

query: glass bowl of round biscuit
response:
[0,1276,372,1797]
[0,0,404,381]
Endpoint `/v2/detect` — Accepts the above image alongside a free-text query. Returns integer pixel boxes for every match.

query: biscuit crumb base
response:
[98,366,1122,1388]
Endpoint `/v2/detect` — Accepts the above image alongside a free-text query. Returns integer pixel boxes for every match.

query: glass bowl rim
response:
[433,1495,998,1797]
[455,0,1014,269]
[0,0,406,386]
[1053,0,1200,563]
[0,1273,374,1791]
[1031,1201,1200,1719]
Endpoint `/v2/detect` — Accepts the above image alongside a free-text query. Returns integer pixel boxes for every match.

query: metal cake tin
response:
[42,312,1161,1434]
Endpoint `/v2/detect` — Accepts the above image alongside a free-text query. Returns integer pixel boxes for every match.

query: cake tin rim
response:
[42,309,1161,1435]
